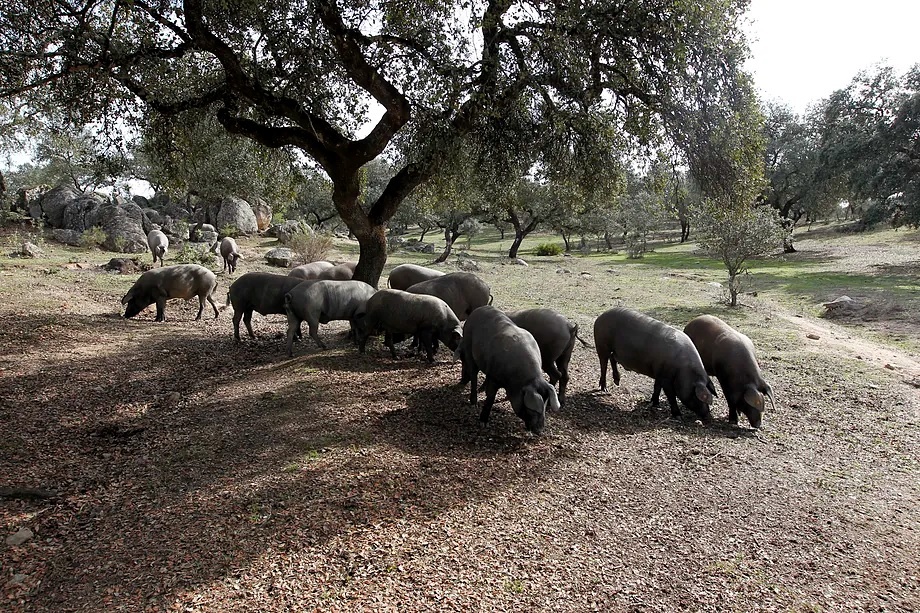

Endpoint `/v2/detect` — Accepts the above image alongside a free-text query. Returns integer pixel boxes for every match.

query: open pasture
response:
[1,224,918,611]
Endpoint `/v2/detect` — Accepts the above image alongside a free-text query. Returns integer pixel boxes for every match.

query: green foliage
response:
[174,243,216,266]
[698,204,784,306]
[534,242,563,256]
[818,64,920,228]
[78,226,107,248]
[219,224,239,238]
[287,231,334,265]
[137,111,299,207]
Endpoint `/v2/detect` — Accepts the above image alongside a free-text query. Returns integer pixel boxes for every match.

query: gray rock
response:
[14,185,50,215]
[5,527,33,546]
[52,229,84,246]
[200,196,258,235]
[95,202,149,253]
[160,216,188,239]
[249,197,273,232]
[142,208,164,225]
[406,242,434,253]
[7,573,27,587]
[457,258,480,272]
[265,247,294,267]
[276,219,312,244]
[104,257,142,274]
[36,185,80,226]
[61,193,105,232]
[19,242,43,257]
[132,195,151,209]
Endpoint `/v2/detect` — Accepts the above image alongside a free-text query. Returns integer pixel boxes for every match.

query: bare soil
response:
[1,232,918,612]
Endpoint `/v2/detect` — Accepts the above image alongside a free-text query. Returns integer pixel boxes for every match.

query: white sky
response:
[744,0,920,115]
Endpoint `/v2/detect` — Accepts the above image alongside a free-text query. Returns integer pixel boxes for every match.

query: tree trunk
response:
[604,231,613,250]
[560,230,571,252]
[498,227,505,240]
[418,227,428,242]
[680,219,690,243]
[350,224,387,287]
[434,227,460,263]
[508,230,524,259]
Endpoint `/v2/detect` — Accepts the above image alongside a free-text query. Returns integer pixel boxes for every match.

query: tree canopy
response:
[1,0,762,284]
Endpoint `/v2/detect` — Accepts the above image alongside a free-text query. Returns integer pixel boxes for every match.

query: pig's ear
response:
[695,383,713,405]
[707,378,718,397]
[744,386,765,411]
[120,290,133,305]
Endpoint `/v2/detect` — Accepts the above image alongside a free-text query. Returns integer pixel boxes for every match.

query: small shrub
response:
[219,224,240,238]
[112,236,127,253]
[174,243,216,266]
[288,230,334,264]
[79,226,107,248]
[535,242,563,256]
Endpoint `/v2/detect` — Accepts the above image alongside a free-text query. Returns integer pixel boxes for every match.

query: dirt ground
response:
[1,230,918,612]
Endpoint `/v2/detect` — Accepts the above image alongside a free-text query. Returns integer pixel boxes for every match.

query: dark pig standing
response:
[683,314,775,428]
[289,261,335,280]
[121,264,218,322]
[227,272,315,341]
[387,264,445,291]
[284,280,376,355]
[406,272,492,321]
[508,308,590,407]
[318,261,358,281]
[594,307,715,422]
[456,306,559,434]
[354,289,462,362]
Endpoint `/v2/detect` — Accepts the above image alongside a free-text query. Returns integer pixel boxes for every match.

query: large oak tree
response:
[1,0,761,285]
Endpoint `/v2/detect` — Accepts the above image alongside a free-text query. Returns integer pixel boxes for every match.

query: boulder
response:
[249,197,273,231]
[104,257,142,274]
[52,229,84,246]
[132,195,151,209]
[61,193,106,232]
[202,195,258,235]
[406,242,435,254]
[14,185,50,214]
[95,202,149,253]
[18,242,43,258]
[36,185,80,227]
[276,219,312,244]
[143,208,164,225]
[265,247,294,267]
[160,216,188,239]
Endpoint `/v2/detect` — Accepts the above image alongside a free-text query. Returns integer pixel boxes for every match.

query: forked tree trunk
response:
[560,230,572,252]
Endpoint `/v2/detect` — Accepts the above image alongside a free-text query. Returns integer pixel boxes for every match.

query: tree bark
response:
[418,226,429,242]
[353,225,388,288]
[560,230,571,252]
[508,231,524,259]
[434,227,460,263]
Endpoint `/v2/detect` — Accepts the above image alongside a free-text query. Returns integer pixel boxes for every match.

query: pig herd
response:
[120,260,775,435]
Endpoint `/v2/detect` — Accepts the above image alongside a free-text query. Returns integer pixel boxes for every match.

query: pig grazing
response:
[406,272,492,321]
[507,308,589,407]
[289,261,335,280]
[594,307,715,422]
[121,264,218,322]
[354,289,462,362]
[147,230,168,267]
[227,273,314,341]
[318,261,358,280]
[216,237,242,274]
[387,264,445,291]
[284,280,376,355]
[683,315,775,429]
[456,306,559,434]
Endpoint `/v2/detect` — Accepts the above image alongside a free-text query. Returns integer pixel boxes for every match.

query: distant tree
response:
[138,112,299,208]
[698,204,783,306]
[290,169,338,229]
[1,0,764,285]
[818,64,920,228]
